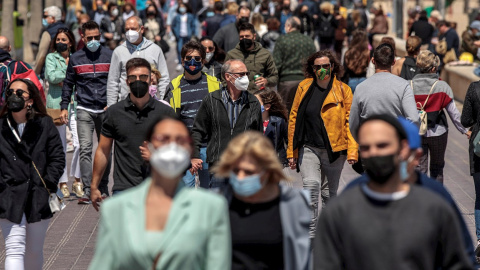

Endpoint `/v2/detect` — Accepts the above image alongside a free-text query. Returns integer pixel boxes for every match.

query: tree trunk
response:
[45,0,56,6]
[2,0,16,58]
[19,0,33,63]
[29,0,43,62]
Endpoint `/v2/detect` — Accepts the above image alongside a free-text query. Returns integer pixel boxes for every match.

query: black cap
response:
[357,114,407,141]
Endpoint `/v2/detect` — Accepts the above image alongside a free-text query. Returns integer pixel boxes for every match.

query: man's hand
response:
[190,158,203,174]
[60,109,69,125]
[466,130,472,139]
[254,76,268,88]
[91,188,103,212]
[104,106,108,111]
[139,141,151,161]
[474,40,480,48]
[288,158,297,170]
[347,159,357,165]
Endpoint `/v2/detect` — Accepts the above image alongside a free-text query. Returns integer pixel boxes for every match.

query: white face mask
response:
[149,143,191,179]
[126,29,140,43]
[205,52,214,62]
[233,75,249,91]
[111,8,119,17]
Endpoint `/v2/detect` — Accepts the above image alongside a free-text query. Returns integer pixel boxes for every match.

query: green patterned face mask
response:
[315,67,331,81]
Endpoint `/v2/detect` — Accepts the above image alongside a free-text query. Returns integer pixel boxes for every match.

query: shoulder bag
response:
[410,80,439,135]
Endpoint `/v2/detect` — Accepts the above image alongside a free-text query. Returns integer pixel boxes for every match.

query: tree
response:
[18,0,33,63]
[1,0,15,58]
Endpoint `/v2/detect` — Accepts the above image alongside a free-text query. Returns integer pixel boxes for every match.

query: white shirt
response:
[179,14,188,37]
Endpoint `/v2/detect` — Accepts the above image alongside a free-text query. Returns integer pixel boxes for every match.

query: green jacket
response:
[164,73,221,113]
[45,52,68,109]
[273,30,317,82]
[89,178,231,270]
[225,41,278,92]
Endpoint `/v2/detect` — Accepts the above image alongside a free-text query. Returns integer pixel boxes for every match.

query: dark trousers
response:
[278,80,301,113]
[418,132,448,184]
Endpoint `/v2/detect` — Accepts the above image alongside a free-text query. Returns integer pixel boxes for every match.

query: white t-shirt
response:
[179,14,188,37]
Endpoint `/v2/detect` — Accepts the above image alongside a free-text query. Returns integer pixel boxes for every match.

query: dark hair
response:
[177,3,193,14]
[145,114,189,141]
[146,5,158,16]
[419,10,427,19]
[126,58,152,75]
[199,37,226,63]
[266,17,280,31]
[436,20,449,28]
[214,1,224,12]
[344,29,370,74]
[380,36,396,52]
[49,28,77,53]
[255,89,288,120]
[181,40,206,61]
[0,79,48,119]
[357,114,407,142]
[122,2,137,14]
[304,50,343,78]
[373,43,395,70]
[81,20,100,34]
[238,22,256,35]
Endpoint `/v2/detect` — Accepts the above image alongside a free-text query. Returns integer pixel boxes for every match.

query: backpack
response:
[2,61,45,104]
[410,80,439,135]
[319,14,335,38]
[400,57,418,80]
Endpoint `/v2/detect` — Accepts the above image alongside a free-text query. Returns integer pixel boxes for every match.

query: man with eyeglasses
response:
[90,58,175,210]
[191,59,263,188]
[60,21,113,204]
[224,23,278,93]
[34,6,68,77]
[107,16,170,108]
[163,41,221,188]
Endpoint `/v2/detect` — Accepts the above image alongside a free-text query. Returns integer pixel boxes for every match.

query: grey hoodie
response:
[106,38,170,106]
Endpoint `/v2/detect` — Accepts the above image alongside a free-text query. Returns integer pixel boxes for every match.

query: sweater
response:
[349,72,419,140]
[225,42,278,93]
[273,30,316,82]
[106,38,170,106]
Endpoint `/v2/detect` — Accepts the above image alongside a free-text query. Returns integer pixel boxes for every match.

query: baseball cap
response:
[397,117,421,150]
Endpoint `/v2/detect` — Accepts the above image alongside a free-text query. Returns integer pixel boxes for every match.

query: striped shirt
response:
[222,88,247,128]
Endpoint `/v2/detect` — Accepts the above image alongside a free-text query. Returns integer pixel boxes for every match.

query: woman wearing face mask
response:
[172,3,196,71]
[287,50,358,238]
[212,131,311,270]
[89,116,231,269]
[200,37,224,81]
[45,28,84,198]
[122,2,137,22]
[100,3,124,47]
[0,79,65,270]
[143,5,166,47]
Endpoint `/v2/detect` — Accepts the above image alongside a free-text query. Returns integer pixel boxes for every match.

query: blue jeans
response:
[348,77,366,93]
[182,147,209,187]
[473,172,480,240]
[176,36,191,63]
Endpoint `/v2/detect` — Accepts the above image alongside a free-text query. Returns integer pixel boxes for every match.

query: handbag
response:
[411,80,438,135]
[435,38,447,55]
[6,118,65,213]
[46,108,63,126]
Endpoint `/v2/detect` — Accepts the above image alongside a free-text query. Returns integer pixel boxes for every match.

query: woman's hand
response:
[466,130,472,139]
[347,159,357,165]
[288,158,297,170]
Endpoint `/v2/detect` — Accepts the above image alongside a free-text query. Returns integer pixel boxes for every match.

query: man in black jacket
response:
[60,21,113,203]
[191,59,262,188]
[409,10,434,50]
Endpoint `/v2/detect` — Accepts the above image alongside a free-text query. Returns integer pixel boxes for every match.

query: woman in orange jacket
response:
[287,50,358,238]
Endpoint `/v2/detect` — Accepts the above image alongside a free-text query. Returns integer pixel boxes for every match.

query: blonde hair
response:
[212,131,289,183]
[320,2,333,13]
[227,2,239,15]
[416,50,440,73]
[251,13,264,31]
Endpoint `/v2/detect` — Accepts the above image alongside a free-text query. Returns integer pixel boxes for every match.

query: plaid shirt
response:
[222,88,247,128]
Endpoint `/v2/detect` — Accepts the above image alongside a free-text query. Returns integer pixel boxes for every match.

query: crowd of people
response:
[1,0,480,269]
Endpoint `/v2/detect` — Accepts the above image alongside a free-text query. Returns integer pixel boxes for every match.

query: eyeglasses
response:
[203,46,214,52]
[6,89,28,98]
[85,35,101,41]
[313,63,331,70]
[151,134,192,147]
[227,72,250,77]
[184,56,202,62]
[127,74,150,83]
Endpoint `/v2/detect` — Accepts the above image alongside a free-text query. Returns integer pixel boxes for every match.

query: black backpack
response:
[318,14,335,38]
[400,56,419,80]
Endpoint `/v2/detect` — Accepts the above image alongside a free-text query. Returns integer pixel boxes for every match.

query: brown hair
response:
[304,50,343,78]
[351,10,361,25]
[212,131,289,183]
[49,28,77,53]
[266,17,280,31]
[380,36,396,53]
[373,43,395,69]
[344,29,370,74]
[406,36,422,56]
[255,89,288,120]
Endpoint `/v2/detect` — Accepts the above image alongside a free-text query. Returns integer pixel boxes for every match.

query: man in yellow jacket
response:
[164,40,221,187]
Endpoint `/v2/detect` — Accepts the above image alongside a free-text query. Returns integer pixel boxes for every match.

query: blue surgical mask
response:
[261,105,265,113]
[229,172,263,197]
[86,40,100,52]
[183,59,202,75]
[42,18,50,28]
[399,160,409,181]
[179,7,187,14]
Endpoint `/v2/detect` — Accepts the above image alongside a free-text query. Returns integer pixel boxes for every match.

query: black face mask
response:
[7,95,26,113]
[147,12,155,16]
[56,42,68,53]
[239,38,254,50]
[362,154,397,184]
[129,80,149,98]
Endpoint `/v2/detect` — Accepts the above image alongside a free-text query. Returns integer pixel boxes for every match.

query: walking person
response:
[392,36,422,79]
[412,50,470,184]
[60,21,113,203]
[213,131,311,270]
[287,50,358,238]
[200,37,224,81]
[343,29,370,93]
[316,2,337,51]
[0,79,65,270]
[45,28,83,198]
[171,3,196,71]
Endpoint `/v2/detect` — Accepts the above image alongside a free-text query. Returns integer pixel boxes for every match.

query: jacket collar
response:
[1,114,44,158]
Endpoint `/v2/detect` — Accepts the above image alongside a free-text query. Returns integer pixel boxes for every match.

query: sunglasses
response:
[227,72,250,77]
[85,35,101,41]
[127,74,150,82]
[43,15,52,19]
[6,89,28,98]
[151,134,192,147]
[313,64,331,70]
[184,56,202,62]
[203,46,215,52]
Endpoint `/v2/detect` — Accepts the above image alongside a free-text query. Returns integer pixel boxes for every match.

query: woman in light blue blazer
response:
[89,115,231,270]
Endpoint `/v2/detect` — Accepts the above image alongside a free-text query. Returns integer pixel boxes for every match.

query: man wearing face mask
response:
[225,23,278,93]
[60,21,113,204]
[163,41,220,187]
[191,59,263,188]
[313,114,475,270]
[107,16,170,107]
[90,58,176,210]
[213,6,251,52]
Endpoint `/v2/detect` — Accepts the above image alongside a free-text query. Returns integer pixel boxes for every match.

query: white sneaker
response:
[175,64,183,71]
